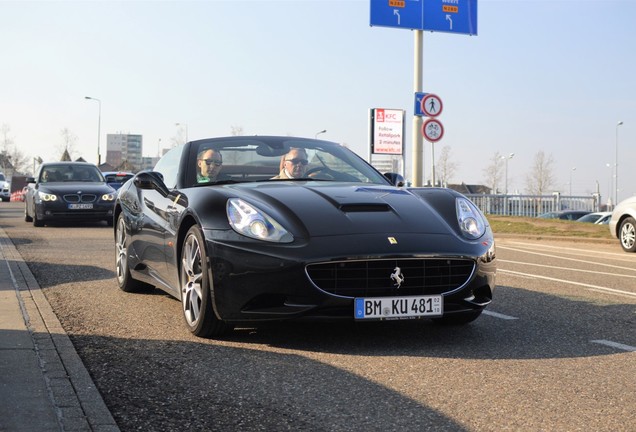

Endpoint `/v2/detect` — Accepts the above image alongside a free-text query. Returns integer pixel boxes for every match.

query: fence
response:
[464,193,601,217]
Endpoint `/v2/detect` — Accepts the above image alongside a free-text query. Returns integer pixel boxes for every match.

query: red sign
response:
[421,118,444,142]
[421,94,443,117]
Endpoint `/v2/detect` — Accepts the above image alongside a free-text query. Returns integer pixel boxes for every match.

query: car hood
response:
[39,182,115,194]
[225,183,458,238]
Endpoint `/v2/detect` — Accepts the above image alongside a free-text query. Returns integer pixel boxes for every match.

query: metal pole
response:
[84,96,102,165]
[615,121,623,205]
[412,30,423,187]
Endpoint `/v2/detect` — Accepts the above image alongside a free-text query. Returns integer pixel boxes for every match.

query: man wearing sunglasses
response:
[197,148,223,183]
[273,148,309,179]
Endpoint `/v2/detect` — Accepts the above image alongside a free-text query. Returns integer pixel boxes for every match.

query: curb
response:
[0,227,119,432]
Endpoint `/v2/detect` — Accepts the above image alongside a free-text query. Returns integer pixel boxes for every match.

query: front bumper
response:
[35,201,114,222]
[204,231,496,322]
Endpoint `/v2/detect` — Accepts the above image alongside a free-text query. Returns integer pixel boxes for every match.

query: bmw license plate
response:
[68,203,93,209]
[354,295,443,320]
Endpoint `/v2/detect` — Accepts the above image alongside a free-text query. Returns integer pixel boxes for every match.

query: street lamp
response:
[500,152,514,195]
[175,123,188,143]
[615,121,623,205]
[84,96,101,165]
[569,167,576,197]
[314,129,326,139]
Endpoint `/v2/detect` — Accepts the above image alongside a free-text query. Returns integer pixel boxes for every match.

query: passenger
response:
[196,148,223,183]
[273,148,308,179]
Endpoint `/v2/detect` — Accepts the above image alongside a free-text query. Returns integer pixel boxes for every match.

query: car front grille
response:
[64,194,97,203]
[306,258,475,297]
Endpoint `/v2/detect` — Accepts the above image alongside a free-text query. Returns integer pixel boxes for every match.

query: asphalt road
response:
[2,201,635,431]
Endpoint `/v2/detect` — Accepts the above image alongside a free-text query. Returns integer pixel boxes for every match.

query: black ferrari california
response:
[114,136,496,338]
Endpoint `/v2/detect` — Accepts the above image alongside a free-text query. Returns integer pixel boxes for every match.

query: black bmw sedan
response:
[24,161,116,227]
[114,136,496,338]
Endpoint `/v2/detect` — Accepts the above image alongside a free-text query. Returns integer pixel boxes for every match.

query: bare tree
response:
[482,151,504,193]
[57,128,78,160]
[525,150,556,196]
[171,126,187,147]
[230,125,244,136]
[1,124,30,175]
[436,145,458,187]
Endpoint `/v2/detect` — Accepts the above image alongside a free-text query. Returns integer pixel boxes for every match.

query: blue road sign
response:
[370,0,424,30]
[414,92,426,116]
[370,0,477,35]
[424,0,477,35]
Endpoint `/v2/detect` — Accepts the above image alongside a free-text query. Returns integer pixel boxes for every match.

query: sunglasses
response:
[200,159,222,166]
[285,158,308,166]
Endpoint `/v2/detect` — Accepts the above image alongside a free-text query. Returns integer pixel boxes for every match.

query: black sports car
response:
[114,136,496,338]
[24,161,116,227]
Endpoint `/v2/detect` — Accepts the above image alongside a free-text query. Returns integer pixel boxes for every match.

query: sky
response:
[1,0,635,203]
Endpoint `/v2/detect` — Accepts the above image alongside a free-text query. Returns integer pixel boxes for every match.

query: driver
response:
[273,148,308,179]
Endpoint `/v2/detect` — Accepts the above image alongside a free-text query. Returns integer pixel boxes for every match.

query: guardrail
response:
[464,193,601,217]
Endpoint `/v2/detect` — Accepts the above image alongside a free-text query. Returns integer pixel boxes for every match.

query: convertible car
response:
[114,136,496,338]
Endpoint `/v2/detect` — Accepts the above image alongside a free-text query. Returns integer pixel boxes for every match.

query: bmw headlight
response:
[101,193,116,201]
[37,191,57,202]
[227,198,293,243]
[456,197,486,239]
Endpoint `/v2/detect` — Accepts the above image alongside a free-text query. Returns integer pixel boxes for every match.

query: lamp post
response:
[502,152,514,195]
[175,123,188,144]
[615,121,623,205]
[314,129,326,139]
[569,167,576,197]
[84,96,101,165]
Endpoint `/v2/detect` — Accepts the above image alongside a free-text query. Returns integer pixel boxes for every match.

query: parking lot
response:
[1,201,635,431]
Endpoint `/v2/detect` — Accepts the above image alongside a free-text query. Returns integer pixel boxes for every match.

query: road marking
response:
[498,269,636,298]
[499,241,636,262]
[498,246,636,273]
[499,259,636,279]
[483,310,518,320]
[591,340,636,352]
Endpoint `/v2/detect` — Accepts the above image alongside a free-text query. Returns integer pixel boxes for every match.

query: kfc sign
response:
[370,108,404,155]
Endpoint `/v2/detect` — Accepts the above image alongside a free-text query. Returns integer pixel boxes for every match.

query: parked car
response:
[538,210,591,220]
[24,161,116,227]
[0,172,10,202]
[114,136,497,338]
[102,171,135,190]
[609,196,636,252]
[576,211,612,225]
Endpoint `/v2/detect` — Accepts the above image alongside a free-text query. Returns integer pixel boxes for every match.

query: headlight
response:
[227,198,293,243]
[37,191,57,202]
[456,197,486,239]
[101,193,116,201]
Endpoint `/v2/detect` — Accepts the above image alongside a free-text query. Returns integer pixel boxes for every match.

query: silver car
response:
[609,196,636,252]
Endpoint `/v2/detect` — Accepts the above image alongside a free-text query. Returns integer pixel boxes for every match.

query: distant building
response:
[140,156,160,172]
[106,133,143,171]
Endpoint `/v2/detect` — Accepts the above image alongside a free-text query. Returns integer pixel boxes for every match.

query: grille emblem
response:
[390,266,405,288]
[388,237,397,244]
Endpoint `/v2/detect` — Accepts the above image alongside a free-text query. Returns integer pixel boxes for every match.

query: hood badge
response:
[390,266,404,289]
[387,236,397,244]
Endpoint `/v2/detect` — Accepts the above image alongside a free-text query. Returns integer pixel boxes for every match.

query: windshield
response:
[40,165,105,183]
[186,137,390,187]
[0,174,5,181]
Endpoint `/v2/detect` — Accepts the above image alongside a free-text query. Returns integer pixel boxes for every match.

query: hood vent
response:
[339,203,391,213]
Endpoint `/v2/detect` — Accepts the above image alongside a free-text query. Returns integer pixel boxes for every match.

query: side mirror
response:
[26,177,36,184]
[383,172,405,187]
[134,171,170,197]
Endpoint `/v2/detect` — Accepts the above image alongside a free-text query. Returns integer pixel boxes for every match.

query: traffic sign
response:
[370,0,477,35]
[421,94,443,117]
[422,118,444,142]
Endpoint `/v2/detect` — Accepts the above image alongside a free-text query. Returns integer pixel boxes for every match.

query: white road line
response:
[499,241,634,261]
[499,259,636,279]
[483,310,518,320]
[497,246,636,273]
[498,269,636,298]
[590,340,636,352]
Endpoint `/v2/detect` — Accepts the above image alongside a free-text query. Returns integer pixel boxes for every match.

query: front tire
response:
[24,204,33,222]
[115,213,153,292]
[33,206,44,227]
[180,226,231,338]
[619,217,636,252]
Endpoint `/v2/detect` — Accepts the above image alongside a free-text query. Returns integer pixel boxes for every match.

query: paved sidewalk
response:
[0,227,119,432]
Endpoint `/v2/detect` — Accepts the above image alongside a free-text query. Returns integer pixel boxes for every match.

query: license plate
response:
[354,295,443,320]
[68,203,93,209]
